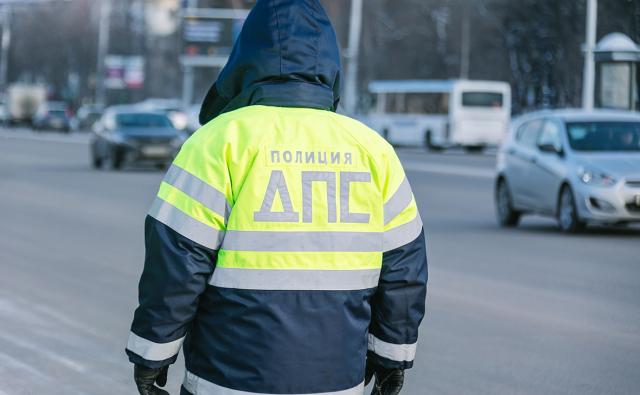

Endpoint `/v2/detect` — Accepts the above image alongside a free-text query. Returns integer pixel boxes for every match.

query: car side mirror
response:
[538,143,563,156]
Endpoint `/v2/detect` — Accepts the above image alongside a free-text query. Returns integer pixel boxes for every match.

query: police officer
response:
[126,1,428,394]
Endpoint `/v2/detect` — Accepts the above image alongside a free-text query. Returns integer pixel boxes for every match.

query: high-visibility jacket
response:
[126,1,427,395]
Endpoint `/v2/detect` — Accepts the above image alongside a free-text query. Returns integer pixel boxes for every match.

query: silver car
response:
[495,109,640,232]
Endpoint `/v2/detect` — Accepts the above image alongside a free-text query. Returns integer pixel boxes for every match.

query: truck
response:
[7,84,46,125]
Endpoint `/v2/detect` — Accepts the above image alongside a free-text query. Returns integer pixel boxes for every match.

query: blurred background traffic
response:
[0,0,639,394]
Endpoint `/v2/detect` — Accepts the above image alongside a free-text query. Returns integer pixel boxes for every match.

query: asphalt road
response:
[1,130,639,395]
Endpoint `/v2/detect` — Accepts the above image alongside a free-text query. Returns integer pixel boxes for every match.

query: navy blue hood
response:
[199,0,342,125]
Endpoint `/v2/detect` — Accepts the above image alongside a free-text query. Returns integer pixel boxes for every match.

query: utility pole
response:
[459,4,470,79]
[0,5,10,90]
[582,0,597,110]
[182,0,197,111]
[95,0,111,107]
[343,0,362,115]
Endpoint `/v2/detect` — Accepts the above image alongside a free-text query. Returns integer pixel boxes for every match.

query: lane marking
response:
[0,130,89,145]
[402,161,494,179]
[0,352,49,379]
[0,333,87,373]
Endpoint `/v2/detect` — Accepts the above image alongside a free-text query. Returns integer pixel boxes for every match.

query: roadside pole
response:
[95,0,112,107]
[0,5,10,91]
[181,0,198,111]
[582,0,597,110]
[459,4,470,79]
[343,0,362,115]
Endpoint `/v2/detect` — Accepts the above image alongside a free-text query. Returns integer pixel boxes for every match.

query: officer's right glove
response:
[134,364,170,395]
[365,360,405,395]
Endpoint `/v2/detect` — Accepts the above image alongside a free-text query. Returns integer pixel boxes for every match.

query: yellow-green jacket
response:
[127,1,427,394]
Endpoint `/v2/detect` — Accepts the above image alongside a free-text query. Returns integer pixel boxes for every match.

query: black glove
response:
[134,364,170,395]
[365,360,404,395]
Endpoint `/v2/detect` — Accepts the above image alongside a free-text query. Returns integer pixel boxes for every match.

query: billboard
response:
[105,56,145,90]
[181,9,249,67]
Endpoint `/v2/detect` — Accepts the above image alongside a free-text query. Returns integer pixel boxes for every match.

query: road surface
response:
[1,131,639,394]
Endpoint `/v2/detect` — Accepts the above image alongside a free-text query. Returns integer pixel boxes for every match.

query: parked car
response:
[74,104,103,132]
[134,98,189,131]
[495,109,640,232]
[90,106,187,170]
[33,101,72,132]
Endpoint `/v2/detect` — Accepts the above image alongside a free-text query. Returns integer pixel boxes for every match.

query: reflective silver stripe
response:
[148,197,225,250]
[382,214,423,252]
[184,371,365,395]
[384,178,413,225]
[210,267,380,290]
[367,334,417,362]
[164,164,230,221]
[221,230,381,252]
[126,332,184,361]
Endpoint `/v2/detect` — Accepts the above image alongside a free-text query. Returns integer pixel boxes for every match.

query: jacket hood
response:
[199,0,342,125]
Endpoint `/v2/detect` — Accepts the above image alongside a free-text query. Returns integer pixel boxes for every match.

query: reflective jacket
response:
[126,1,427,394]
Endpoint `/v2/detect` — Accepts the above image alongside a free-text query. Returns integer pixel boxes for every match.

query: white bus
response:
[366,79,511,151]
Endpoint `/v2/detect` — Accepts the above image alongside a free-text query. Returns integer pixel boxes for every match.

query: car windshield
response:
[566,121,640,152]
[116,113,172,129]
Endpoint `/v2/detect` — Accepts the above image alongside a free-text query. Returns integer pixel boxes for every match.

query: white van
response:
[366,80,511,151]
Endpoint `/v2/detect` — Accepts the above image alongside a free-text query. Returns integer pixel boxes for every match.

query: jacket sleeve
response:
[126,135,232,368]
[368,150,428,370]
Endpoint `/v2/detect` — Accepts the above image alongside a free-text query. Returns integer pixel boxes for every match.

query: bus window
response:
[384,92,449,114]
[462,92,503,108]
[385,93,405,113]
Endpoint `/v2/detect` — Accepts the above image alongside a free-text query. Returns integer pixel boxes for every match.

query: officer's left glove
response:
[134,364,170,395]
[365,360,405,395]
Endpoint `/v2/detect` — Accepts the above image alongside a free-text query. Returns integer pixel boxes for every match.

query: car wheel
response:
[91,152,102,169]
[424,130,442,152]
[104,148,122,170]
[558,185,585,233]
[495,178,521,227]
[464,145,485,154]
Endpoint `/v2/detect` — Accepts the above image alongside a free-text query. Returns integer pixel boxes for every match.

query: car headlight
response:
[171,134,187,148]
[577,166,617,187]
[168,112,188,131]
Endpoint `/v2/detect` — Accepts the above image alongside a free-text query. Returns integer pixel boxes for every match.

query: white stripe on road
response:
[0,130,89,145]
[402,161,494,179]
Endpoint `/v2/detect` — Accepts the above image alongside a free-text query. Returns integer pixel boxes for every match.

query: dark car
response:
[33,101,72,132]
[90,107,186,170]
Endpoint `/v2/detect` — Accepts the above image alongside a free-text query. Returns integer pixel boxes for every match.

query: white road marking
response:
[0,352,49,379]
[0,130,88,145]
[0,333,87,373]
[402,160,495,179]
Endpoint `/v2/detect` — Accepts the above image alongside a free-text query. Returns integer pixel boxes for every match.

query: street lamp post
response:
[95,0,111,107]
[0,6,11,91]
[343,0,362,115]
[582,0,598,110]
